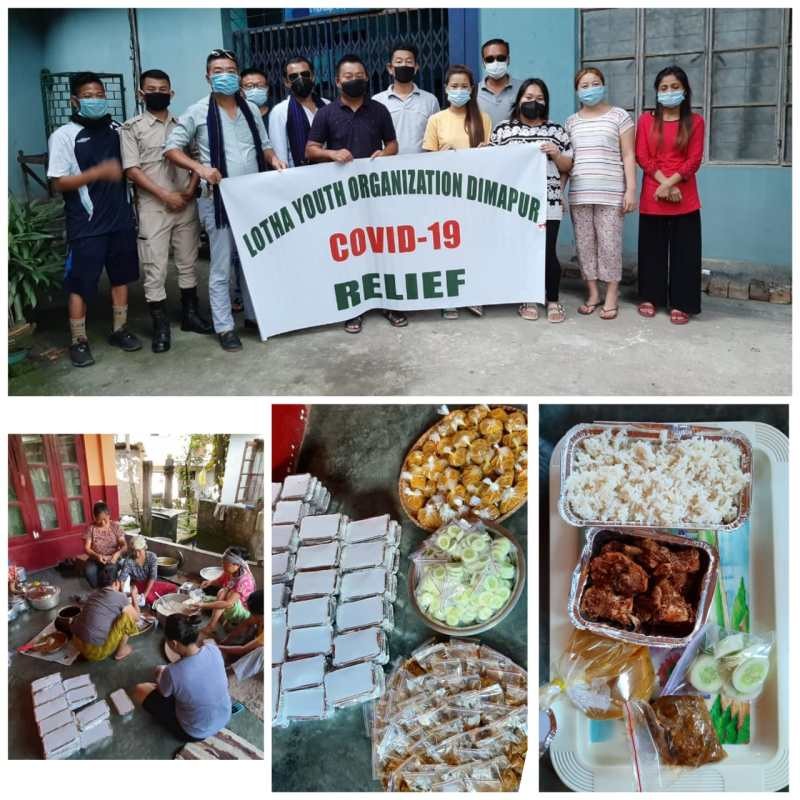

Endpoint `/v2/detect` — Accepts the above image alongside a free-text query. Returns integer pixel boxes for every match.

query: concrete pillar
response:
[142,460,152,534]
[164,456,174,508]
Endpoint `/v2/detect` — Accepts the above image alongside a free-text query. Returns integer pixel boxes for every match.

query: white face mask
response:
[484,60,508,80]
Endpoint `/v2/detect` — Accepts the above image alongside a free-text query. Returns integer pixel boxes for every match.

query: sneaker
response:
[218,330,243,351]
[70,339,95,367]
[108,326,143,352]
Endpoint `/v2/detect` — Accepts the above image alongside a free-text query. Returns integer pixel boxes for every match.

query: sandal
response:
[547,303,566,323]
[441,308,459,319]
[599,307,618,320]
[670,309,690,325]
[344,315,363,333]
[518,303,539,321]
[383,310,408,328]
[467,305,484,317]
[638,302,656,318]
[578,302,600,316]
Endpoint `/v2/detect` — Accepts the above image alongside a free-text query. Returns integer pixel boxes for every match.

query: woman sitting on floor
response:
[71,570,140,662]
[196,547,256,638]
[132,613,231,742]
[218,589,263,681]
[117,535,176,605]
[83,501,127,588]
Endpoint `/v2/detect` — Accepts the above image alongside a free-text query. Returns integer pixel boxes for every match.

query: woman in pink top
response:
[196,546,256,637]
[635,66,705,324]
[83,501,127,588]
[565,67,637,320]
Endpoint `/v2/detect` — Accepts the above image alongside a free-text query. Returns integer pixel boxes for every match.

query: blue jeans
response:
[197,197,255,334]
[85,559,118,588]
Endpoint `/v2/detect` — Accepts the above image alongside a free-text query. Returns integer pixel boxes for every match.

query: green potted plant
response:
[8,194,65,360]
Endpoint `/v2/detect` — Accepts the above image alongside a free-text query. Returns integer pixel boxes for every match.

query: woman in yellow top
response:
[423,65,492,319]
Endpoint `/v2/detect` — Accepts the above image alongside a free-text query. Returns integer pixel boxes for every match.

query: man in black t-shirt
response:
[47,72,142,367]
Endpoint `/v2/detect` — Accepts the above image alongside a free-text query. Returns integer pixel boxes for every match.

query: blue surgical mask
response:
[245,87,268,107]
[78,98,109,119]
[447,88,471,107]
[657,90,685,108]
[577,85,605,106]
[210,73,240,96]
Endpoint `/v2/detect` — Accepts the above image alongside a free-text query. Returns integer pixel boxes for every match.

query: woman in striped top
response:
[565,67,637,320]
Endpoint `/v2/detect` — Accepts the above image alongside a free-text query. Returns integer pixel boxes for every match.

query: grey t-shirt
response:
[72,587,128,645]
[158,642,231,739]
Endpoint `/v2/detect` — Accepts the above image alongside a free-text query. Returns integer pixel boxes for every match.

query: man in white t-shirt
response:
[268,56,330,168]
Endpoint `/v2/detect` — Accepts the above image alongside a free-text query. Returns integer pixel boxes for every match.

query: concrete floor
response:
[8,260,791,396]
[8,569,263,760]
[271,404,528,791]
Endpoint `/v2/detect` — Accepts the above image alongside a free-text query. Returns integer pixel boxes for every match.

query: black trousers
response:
[637,211,702,314]
[545,219,561,303]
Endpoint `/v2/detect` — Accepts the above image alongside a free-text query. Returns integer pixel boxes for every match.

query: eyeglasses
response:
[289,70,312,80]
[484,54,508,63]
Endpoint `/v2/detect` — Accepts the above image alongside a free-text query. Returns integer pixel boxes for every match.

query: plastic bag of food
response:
[540,629,656,721]
[661,623,774,702]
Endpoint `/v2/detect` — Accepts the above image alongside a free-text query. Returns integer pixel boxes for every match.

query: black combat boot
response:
[148,300,171,353]
[180,287,213,334]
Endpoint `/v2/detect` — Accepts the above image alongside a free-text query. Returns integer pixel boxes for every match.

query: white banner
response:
[220,145,547,338]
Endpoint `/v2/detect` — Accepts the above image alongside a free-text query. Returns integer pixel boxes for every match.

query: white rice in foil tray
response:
[564,428,750,526]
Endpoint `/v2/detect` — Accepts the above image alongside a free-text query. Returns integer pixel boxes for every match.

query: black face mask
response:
[143,92,171,112]
[340,78,368,98]
[393,66,415,84]
[520,100,547,121]
[290,76,314,98]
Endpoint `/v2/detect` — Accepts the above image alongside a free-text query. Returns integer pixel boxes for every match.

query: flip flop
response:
[599,307,618,320]
[382,310,408,328]
[670,309,690,325]
[518,303,539,320]
[578,302,600,315]
[638,302,656,318]
[344,316,363,334]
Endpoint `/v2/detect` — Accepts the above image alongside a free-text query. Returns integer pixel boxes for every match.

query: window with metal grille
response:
[580,8,792,164]
[40,70,127,137]
[232,7,451,107]
[234,439,264,506]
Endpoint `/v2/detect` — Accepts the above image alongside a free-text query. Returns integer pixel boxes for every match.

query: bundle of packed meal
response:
[541,423,773,790]
[399,405,527,530]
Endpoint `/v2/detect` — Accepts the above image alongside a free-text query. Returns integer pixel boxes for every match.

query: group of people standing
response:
[47,37,705,366]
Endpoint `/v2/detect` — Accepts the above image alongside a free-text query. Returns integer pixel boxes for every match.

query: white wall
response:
[220,434,258,505]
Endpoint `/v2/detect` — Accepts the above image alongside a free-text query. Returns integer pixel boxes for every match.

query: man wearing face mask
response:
[306,54,402,335]
[477,38,522,129]
[268,56,330,168]
[373,42,440,154]
[121,69,211,354]
[47,72,142,367]
[164,49,287,352]
[241,67,270,118]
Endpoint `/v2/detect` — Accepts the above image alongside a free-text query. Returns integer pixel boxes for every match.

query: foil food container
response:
[559,422,753,533]
[567,527,719,648]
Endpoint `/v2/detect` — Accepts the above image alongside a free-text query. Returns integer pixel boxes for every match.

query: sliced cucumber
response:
[721,676,761,702]
[732,657,769,694]
[714,633,746,660]
[689,653,723,693]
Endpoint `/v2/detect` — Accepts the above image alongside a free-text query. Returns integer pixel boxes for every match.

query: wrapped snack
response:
[541,629,656,720]
[648,695,727,767]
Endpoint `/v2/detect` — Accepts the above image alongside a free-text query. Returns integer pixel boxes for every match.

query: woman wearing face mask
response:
[423,65,493,319]
[565,68,637,321]
[635,66,705,325]
[491,79,573,322]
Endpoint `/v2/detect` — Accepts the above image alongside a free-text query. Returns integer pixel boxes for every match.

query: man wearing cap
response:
[121,68,212,354]
[118,535,176,606]
[164,49,287,352]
